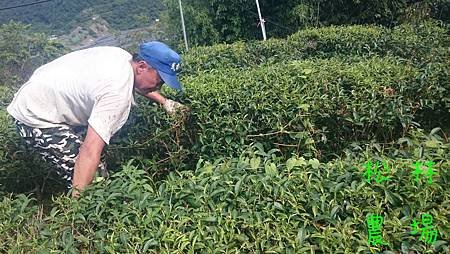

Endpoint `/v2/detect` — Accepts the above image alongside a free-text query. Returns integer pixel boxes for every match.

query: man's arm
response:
[144,91,167,105]
[72,125,105,197]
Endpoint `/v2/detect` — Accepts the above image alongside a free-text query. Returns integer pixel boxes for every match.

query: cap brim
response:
[158,71,182,90]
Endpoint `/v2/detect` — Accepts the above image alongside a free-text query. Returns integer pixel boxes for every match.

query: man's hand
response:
[163,99,187,115]
[141,91,188,115]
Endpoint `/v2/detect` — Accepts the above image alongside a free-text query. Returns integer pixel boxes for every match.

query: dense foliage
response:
[1,133,449,252]
[181,22,449,73]
[0,20,449,252]
[107,22,449,170]
[0,0,164,34]
[162,0,450,46]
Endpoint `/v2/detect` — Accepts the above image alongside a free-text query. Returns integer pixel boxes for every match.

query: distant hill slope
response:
[0,0,164,35]
[58,16,167,51]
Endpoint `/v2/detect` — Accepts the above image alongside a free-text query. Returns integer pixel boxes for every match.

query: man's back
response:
[7,46,135,144]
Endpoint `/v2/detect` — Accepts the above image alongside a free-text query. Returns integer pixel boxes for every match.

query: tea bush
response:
[182,21,449,75]
[108,55,449,170]
[0,129,448,253]
[2,22,448,178]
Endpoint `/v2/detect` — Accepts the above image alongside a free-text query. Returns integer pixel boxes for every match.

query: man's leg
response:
[14,120,108,188]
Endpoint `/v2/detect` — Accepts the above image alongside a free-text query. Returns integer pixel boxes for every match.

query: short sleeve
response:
[88,92,131,145]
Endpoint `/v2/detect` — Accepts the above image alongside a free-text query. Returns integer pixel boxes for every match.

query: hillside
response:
[0,0,164,35]
[57,16,167,51]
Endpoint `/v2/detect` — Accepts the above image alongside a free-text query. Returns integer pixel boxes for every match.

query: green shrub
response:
[0,129,448,252]
[108,55,448,170]
[182,22,449,75]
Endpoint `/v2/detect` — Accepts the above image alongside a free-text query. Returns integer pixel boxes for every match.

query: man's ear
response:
[137,61,149,74]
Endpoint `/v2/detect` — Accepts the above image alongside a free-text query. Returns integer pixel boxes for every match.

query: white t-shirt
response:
[7,46,136,145]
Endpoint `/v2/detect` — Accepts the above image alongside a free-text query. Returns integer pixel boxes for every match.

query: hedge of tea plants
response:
[0,129,449,253]
[105,21,450,172]
[106,55,449,172]
[0,21,449,253]
[181,21,449,75]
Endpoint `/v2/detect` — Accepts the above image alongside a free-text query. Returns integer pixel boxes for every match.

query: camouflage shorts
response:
[14,120,108,188]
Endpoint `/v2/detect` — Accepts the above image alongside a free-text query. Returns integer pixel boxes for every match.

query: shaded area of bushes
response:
[0,107,67,197]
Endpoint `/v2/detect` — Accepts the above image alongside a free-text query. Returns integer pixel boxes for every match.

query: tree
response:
[161,0,449,46]
[0,22,65,87]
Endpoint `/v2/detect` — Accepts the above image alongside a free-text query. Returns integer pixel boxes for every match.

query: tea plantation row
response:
[181,21,449,75]
[1,128,449,253]
[108,55,449,172]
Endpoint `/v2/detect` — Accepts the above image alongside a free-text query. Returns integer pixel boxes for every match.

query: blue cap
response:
[138,41,182,90]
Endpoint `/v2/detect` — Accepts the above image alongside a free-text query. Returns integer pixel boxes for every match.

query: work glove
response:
[163,99,186,115]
